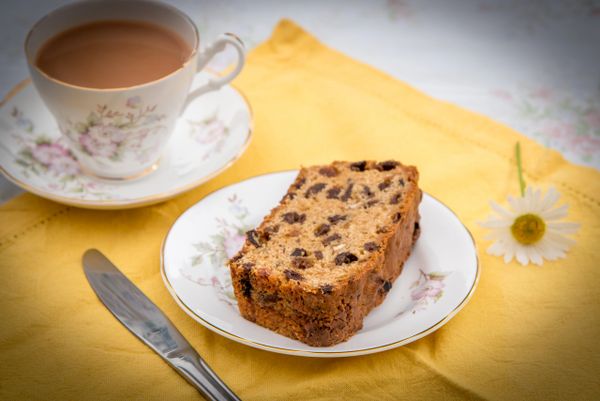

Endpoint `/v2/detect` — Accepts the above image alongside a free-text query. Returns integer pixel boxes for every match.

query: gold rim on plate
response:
[160,170,481,357]
[0,80,254,209]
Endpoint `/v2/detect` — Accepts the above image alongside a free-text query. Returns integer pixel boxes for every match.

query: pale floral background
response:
[1,0,599,202]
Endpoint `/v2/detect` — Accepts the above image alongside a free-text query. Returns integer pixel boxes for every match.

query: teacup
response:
[25,0,245,180]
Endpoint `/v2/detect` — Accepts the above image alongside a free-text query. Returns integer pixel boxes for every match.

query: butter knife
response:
[82,249,240,401]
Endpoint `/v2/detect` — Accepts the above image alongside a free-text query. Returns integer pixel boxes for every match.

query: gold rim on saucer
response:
[78,159,161,182]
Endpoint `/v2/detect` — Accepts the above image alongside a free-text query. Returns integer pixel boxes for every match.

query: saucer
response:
[0,73,252,209]
[161,171,480,357]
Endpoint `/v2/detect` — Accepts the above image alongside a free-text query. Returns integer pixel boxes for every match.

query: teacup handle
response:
[182,33,245,110]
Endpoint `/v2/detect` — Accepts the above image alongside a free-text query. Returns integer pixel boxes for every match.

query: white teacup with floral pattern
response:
[25,0,245,180]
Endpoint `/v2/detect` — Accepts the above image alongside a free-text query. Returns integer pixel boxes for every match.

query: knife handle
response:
[167,348,241,401]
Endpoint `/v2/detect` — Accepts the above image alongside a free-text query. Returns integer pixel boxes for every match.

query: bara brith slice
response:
[228,160,422,346]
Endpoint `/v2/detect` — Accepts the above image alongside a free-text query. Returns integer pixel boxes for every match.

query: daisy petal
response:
[487,241,506,256]
[531,188,543,214]
[484,231,504,241]
[503,244,515,263]
[540,204,569,220]
[507,195,524,214]
[479,219,513,228]
[537,240,564,261]
[516,247,530,266]
[544,231,576,250]
[499,231,515,244]
[528,246,544,266]
[490,201,515,218]
[524,187,536,212]
[547,222,580,234]
[539,187,560,213]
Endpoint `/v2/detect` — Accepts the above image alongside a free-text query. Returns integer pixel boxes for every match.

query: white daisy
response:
[479,187,579,266]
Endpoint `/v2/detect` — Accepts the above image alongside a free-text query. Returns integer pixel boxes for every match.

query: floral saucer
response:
[0,73,252,209]
[161,171,480,357]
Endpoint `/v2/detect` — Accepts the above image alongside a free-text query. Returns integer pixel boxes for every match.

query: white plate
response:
[0,73,252,209]
[161,171,479,357]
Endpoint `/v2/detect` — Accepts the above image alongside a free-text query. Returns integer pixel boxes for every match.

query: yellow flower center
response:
[511,214,545,245]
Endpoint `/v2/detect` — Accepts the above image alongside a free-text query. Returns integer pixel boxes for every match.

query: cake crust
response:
[228,161,422,346]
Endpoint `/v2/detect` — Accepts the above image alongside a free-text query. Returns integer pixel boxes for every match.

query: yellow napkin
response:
[1,20,599,401]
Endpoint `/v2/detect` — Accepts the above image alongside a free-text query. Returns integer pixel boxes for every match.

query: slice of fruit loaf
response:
[228,160,422,346]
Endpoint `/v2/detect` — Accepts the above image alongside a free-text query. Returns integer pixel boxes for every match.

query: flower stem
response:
[515,142,526,197]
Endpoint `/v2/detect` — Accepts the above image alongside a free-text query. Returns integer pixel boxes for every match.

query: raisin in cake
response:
[228,161,422,346]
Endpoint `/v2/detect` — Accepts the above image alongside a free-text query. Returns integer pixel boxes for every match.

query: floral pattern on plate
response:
[181,194,253,306]
[408,269,451,313]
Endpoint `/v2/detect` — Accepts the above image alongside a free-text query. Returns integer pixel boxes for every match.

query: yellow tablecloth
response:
[1,20,599,401]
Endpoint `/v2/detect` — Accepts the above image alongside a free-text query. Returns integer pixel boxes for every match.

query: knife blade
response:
[82,249,240,401]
